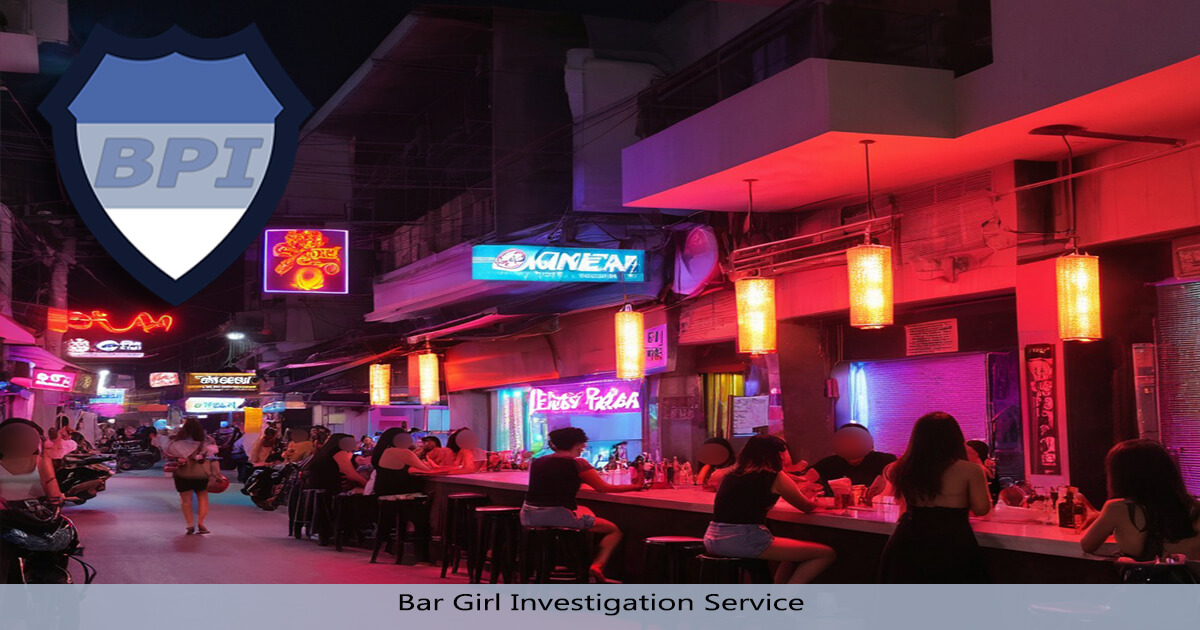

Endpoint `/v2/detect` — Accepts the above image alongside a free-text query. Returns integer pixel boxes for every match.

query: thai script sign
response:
[186,372,259,392]
[30,369,77,392]
[263,229,349,294]
[185,397,245,413]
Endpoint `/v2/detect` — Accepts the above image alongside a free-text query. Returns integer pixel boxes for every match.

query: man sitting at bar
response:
[811,424,896,495]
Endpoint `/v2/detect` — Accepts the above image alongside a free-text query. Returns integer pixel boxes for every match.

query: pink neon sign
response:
[529,381,641,414]
[30,369,77,392]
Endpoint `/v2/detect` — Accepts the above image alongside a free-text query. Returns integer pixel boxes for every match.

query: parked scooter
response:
[110,437,160,471]
[242,463,298,511]
[0,499,96,584]
[56,453,116,505]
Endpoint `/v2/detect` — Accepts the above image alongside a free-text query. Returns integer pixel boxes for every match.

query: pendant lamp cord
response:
[1062,135,1079,254]
[862,139,876,244]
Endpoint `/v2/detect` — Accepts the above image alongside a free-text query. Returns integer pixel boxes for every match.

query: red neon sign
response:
[47,308,174,334]
[263,229,349,294]
[31,369,77,392]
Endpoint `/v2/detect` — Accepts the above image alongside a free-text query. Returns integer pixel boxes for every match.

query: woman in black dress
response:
[879,411,992,583]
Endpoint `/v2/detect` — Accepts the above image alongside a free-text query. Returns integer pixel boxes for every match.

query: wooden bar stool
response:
[441,493,489,578]
[643,536,706,583]
[520,527,591,584]
[696,554,773,584]
[468,506,521,583]
[370,495,432,565]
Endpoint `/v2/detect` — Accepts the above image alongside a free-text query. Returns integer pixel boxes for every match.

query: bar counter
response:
[424,471,1121,583]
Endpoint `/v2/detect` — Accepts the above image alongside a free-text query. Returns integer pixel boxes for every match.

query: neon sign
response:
[47,309,174,334]
[185,397,245,413]
[529,380,642,414]
[263,229,349,294]
[66,338,145,359]
[149,372,180,388]
[472,245,644,283]
[186,372,258,392]
[31,369,77,392]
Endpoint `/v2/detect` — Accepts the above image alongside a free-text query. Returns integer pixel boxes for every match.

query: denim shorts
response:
[520,503,596,529]
[704,522,775,558]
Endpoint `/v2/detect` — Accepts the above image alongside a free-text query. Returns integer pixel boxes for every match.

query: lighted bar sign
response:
[185,397,245,413]
[471,245,643,283]
[186,372,259,392]
[30,369,77,392]
[263,229,349,294]
[529,380,641,415]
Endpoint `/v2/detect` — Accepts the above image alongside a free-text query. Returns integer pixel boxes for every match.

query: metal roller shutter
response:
[1155,281,1200,494]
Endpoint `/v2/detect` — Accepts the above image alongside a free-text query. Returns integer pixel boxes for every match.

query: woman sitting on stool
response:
[704,434,835,584]
[520,427,642,583]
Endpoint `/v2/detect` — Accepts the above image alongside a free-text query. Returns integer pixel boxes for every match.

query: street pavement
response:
[63,469,469,584]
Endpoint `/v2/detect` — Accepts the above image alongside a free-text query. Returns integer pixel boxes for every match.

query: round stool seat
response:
[441,493,490,578]
[644,536,706,583]
[474,505,520,513]
[645,536,704,544]
[697,554,772,584]
[448,492,487,500]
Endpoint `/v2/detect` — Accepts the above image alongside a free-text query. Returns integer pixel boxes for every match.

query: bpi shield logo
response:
[40,26,310,304]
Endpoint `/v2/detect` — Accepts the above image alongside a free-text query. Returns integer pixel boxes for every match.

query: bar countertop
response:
[424,471,1119,561]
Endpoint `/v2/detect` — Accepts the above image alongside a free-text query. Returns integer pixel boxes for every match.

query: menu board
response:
[905,319,959,356]
[731,395,769,436]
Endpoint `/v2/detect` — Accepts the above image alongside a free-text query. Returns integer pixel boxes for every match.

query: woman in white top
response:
[42,426,78,469]
[0,418,63,504]
[447,428,487,474]
[165,418,221,535]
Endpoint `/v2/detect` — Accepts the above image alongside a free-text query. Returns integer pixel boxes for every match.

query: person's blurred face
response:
[698,442,732,466]
[392,433,413,449]
[0,424,42,459]
[420,438,436,454]
[456,430,478,450]
[338,436,357,452]
[833,428,873,462]
[122,426,135,437]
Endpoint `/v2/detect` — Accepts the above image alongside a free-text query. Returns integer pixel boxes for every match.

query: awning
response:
[271,347,405,393]
[6,345,87,372]
[0,314,36,345]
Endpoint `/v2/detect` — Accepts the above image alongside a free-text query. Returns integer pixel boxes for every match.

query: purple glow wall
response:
[263,229,349,294]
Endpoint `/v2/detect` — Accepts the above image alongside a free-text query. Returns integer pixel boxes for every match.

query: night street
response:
[64,470,462,584]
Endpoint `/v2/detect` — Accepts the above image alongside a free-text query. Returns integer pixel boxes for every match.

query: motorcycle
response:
[110,438,160,471]
[57,453,116,505]
[242,463,297,511]
[0,499,96,584]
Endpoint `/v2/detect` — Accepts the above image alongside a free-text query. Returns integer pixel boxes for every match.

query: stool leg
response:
[573,534,590,583]
[333,499,345,551]
[440,506,454,578]
[370,503,392,564]
[394,504,408,565]
[487,519,502,584]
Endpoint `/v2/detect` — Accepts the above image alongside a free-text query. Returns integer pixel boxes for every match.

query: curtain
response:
[703,373,745,438]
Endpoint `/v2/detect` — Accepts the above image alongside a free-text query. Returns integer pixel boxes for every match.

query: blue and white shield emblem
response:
[40,26,310,304]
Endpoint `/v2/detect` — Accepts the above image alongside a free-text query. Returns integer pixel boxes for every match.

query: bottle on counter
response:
[1072,487,1087,532]
[1058,487,1077,529]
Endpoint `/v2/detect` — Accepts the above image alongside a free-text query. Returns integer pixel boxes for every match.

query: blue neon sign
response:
[471,245,644,283]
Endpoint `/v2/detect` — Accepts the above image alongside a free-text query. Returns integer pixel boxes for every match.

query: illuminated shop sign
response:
[149,372,180,388]
[185,397,245,413]
[30,369,77,392]
[471,245,644,283]
[529,380,642,415]
[66,338,144,359]
[263,229,349,294]
[89,388,125,406]
[186,372,259,392]
[47,309,174,334]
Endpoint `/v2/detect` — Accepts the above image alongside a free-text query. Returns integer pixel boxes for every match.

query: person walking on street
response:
[165,418,221,535]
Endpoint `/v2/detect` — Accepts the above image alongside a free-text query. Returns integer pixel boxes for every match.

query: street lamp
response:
[226,331,246,340]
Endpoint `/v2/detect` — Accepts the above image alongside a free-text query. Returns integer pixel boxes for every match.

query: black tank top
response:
[712,470,780,524]
[525,456,590,510]
[374,463,421,496]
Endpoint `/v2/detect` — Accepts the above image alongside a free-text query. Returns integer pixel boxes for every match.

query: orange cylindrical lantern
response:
[735,277,777,354]
[847,244,894,329]
[369,364,391,406]
[614,305,645,379]
[1056,253,1102,341]
[418,352,440,405]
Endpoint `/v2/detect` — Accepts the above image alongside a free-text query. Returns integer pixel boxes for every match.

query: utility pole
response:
[45,237,76,357]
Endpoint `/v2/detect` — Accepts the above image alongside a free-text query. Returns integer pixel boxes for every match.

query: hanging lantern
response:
[369,364,391,406]
[614,304,645,379]
[847,243,894,329]
[735,277,777,354]
[418,352,440,405]
[1056,253,1101,341]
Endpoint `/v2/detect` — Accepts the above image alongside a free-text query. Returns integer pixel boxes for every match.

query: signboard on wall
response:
[149,372,180,388]
[185,372,259,392]
[30,369,76,392]
[471,245,644,283]
[731,395,769,436]
[263,229,349,294]
[1025,344,1060,475]
[645,324,669,373]
[905,319,959,356]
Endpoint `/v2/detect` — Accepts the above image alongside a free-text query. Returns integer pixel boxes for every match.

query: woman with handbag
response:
[165,418,223,535]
